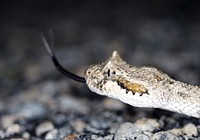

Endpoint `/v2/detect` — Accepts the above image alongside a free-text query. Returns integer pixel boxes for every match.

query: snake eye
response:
[105,69,116,77]
[107,69,111,77]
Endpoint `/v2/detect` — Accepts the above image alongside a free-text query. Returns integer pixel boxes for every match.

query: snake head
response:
[85,51,127,94]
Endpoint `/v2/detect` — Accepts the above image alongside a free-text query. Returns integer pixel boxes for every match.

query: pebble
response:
[63,134,77,140]
[182,123,198,137]
[57,126,73,139]
[91,134,114,140]
[1,115,20,129]
[5,124,22,137]
[52,114,69,127]
[74,133,113,140]
[151,131,179,140]
[167,123,198,138]
[85,125,104,134]
[104,134,115,140]
[90,117,112,130]
[114,122,157,140]
[75,133,93,140]
[114,122,140,140]
[45,129,58,140]
[134,118,160,132]
[114,118,161,140]
[45,126,73,140]
[22,132,30,139]
[127,132,151,140]
[36,121,54,136]
[70,120,86,132]
[167,128,182,136]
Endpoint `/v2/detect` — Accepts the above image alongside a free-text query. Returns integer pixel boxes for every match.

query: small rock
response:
[91,134,106,140]
[115,124,151,140]
[1,115,20,129]
[104,134,115,140]
[45,129,58,140]
[85,125,104,134]
[182,123,197,137]
[180,135,195,140]
[5,124,22,137]
[70,120,86,132]
[151,131,179,140]
[167,128,182,136]
[127,132,150,140]
[134,118,160,132]
[114,122,140,140]
[63,134,77,140]
[22,132,30,140]
[36,121,54,136]
[52,114,69,127]
[90,117,112,130]
[57,126,73,139]
[143,131,153,138]
[75,133,92,140]
[45,126,73,140]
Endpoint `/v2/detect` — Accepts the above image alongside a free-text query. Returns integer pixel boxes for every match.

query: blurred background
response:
[0,0,200,139]
[0,0,200,97]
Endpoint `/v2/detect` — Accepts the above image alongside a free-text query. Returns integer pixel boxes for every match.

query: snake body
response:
[85,51,200,118]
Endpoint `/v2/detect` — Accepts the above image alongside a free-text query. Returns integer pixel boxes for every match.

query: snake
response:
[85,51,200,118]
[42,36,200,118]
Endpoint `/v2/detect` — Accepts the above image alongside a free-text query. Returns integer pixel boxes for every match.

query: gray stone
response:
[45,126,73,140]
[129,132,150,140]
[151,131,180,140]
[22,132,31,140]
[90,116,112,130]
[167,128,182,136]
[91,134,114,140]
[85,125,104,134]
[5,124,22,137]
[134,118,160,132]
[57,126,73,139]
[45,129,58,140]
[114,122,141,140]
[36,121,54,136]
[182,123,198,137]
[75,133,93,140]
[70,120,86,132]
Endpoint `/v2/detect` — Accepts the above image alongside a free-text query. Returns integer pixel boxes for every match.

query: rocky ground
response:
[0,1,200,140]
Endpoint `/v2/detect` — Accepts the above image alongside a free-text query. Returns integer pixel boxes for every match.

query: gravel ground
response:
[0,1,200,140]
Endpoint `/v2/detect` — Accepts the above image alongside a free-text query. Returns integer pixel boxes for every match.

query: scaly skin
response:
[85,51,200,118]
